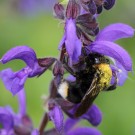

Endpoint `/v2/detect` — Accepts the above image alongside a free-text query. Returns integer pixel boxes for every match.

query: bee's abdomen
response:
[58,81,82,103]
[67,82,83,103]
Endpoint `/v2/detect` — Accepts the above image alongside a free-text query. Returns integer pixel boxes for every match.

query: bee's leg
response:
[107,84,117,91]
[62,53,76,76]
[106,71,117,91]
[82,46,88,56]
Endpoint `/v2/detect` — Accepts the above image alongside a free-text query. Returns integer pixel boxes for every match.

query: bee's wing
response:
[75,73,99,117]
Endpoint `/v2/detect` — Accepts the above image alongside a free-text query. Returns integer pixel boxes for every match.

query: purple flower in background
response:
[19,0,38,13]
[87,23,134,85]
[0,46,44,95]
[12,0,56,14]
[0,90,37,135]
[40,0,57,12]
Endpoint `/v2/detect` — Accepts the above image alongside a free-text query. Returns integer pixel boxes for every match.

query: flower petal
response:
[66,0,80,19]
[67,104,79,117]
[90,41,132,71]
[66,75,76,82]
[111,62,128,86]
[67,127,102,135]
[72,39,82,63]
[95,23,134,42]
[104,0,115,10]
[67,104,102,126]
[65,19,81,63]
[116,62,128,86]
[88,0,97,15]
[1,46,37,68]
[0,68,28,95]
[0,107,14,131]
[81,104,102,126]
[17,89,26,116]
[48,100,64,134]
[64,118,79,132]
[28,62,45,77]
[54,3,65,20]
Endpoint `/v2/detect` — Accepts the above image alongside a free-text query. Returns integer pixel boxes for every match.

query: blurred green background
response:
[0,0,135,135]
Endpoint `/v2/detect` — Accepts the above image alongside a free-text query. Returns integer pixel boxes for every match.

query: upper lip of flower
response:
[0,46,56,95]
[89,23,134,71]
[85,23,134,85]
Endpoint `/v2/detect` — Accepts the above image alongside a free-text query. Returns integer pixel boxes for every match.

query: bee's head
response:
[88,53,110,65]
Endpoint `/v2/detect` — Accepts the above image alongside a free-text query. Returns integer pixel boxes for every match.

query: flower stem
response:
[39,112,49,135]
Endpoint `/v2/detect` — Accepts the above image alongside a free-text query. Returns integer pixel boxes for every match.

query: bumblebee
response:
[58,51,117,117]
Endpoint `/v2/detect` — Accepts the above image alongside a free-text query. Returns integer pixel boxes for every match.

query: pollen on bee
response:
[58,81,69,99]
[99,64,112,75]
[95,63,112,87]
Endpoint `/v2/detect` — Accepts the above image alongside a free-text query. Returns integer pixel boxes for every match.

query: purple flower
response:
[13,0,56,15]
[19,0,38,14]
[48,97,102,134]
[64,118,102,135]
[54,0,99,64]
[86,23,134,85]
[0,90,36,135]
[0,107,14,134]
[64,19,82,63]
[81,104,102,126]
[48,99,64,134]
[68,104,102,126]
[57,0,82,64]
[0,46,45,95]
[45,117,102,135]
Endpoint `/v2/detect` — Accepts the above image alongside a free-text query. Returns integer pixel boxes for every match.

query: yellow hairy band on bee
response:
[94,63,112,90]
